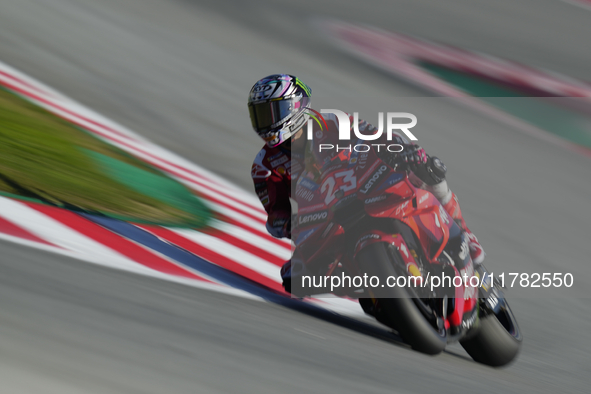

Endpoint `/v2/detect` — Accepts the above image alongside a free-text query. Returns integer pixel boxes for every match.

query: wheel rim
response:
[491,302,522,341]
[406,284,446,338]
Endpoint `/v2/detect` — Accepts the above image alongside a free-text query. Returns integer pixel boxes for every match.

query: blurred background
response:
[1,0,590,393]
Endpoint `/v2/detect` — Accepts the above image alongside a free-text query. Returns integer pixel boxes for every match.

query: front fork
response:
[474,263,507,316]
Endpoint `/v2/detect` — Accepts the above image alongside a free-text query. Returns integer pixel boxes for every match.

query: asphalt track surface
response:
[1,0,591,392]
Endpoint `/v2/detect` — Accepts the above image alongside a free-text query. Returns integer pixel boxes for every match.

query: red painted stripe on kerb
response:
[216,213,291,251]
[0,70,53,97]
[204,227,286,267]
[138,225,286,292]
[27,203,213,282]
[0,216,59,247]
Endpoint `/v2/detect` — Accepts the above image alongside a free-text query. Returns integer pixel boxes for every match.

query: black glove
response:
[411,156,448,185]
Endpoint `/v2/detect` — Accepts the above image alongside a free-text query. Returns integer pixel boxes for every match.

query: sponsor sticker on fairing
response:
[268,153,283,161]
[298,203,326,214]
[418,193,429,204]
[462,309,478,330]
[296,187,315,202]
[299,177,319,191]
[333,192,357,208]
[364,195,387,204]
[359,165,389,194]
[270,156,288,167]
[298,210,328,225]
[376,173,405,191]
[439,204,450,225]
[295,227,319,245]
[355,233,381,251]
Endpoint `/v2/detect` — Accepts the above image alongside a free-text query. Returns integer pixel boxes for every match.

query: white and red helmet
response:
[248,74,311,147]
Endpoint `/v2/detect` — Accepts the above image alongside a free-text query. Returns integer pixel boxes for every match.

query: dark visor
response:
[249,99,295,133]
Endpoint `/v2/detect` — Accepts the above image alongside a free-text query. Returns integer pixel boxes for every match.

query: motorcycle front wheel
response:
[459,292,522,367]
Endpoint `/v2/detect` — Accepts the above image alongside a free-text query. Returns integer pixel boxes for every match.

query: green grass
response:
[0,88,211,227]
[418,62,591,149]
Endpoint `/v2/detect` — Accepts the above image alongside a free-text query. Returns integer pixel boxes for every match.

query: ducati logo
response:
[251,164,271,179]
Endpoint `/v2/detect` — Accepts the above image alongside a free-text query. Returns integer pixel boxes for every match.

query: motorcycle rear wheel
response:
[357,242,447,355]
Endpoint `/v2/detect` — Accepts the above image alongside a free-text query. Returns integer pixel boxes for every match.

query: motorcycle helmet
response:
[248,74,311,147]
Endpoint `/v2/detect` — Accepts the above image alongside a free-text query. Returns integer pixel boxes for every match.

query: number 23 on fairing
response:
[320,169,356,205]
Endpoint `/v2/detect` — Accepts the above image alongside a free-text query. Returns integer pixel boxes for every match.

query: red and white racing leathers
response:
[251,112,485,264]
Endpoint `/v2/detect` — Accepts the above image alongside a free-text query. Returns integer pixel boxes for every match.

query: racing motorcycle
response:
[290,146,522,366]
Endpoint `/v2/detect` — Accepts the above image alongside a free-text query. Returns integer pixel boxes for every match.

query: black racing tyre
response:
[460,300,522,367]
[357,242,447,355]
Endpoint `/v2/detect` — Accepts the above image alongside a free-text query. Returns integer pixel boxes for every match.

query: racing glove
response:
[383,142,447,186]
[383,142,427,168]
[266,217,291,239]
[399,144,428,166]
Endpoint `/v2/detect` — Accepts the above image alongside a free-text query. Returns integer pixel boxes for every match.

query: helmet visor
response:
[249,99,297,133]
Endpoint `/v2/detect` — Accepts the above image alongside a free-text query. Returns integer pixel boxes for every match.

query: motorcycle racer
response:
[248,74,485,291]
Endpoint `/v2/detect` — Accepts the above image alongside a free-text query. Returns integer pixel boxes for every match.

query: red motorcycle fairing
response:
[350,226,477,330]
[292,144,478,331]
